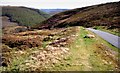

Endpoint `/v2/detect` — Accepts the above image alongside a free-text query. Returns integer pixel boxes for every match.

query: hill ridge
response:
[33,1,120,29]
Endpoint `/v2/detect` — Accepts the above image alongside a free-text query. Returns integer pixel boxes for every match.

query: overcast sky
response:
[0,0,119,9]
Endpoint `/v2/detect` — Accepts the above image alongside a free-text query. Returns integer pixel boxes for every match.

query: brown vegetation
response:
[1,27,77,67]
[32,2,120,29]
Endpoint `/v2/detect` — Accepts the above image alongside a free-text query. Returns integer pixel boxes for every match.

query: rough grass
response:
[45,27,119,71]
[1,26,119,71]
[1,46,44,71]
[1,27,76,71]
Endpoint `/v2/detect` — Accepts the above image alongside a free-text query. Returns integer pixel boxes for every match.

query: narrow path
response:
[86,28,120,49]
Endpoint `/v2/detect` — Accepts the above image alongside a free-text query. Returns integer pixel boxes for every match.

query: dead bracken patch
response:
[1,27,77,69]
[2,27,76,50]
[2,34,42,49]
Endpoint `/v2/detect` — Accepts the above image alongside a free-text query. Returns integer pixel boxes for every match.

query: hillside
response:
[1,2,120,71]
[2,6,50,26]
[33,2,120,29]
[41,9,68,15]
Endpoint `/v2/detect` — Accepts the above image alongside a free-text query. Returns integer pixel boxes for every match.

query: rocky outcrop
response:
[84,34,95,38]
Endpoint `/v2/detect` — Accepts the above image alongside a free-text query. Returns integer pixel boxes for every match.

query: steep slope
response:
[2,6,50,26]
[33,2,120,29]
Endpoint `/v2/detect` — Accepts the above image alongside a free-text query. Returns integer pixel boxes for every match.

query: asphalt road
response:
[87,28,120,49]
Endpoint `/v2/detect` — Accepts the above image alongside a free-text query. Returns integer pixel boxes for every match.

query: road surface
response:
[87,28,120,49]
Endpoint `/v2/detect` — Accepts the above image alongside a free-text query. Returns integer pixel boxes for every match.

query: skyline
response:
[0,0,119,9]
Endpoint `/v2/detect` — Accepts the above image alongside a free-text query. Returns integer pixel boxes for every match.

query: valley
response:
[41,9,68,16]
[0,1,120,72]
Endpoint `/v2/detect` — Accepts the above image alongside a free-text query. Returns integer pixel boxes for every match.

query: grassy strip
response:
[47,26,119,71]
[93,26,120,37]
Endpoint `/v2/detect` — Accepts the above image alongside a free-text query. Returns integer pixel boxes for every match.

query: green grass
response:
[42,41,48,49]
[93,26,120,37]
[46,26,119,71]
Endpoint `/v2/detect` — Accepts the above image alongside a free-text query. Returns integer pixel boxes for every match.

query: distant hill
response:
[41,9,69,15]
[1,6,50,26]
[33,2,120,29]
